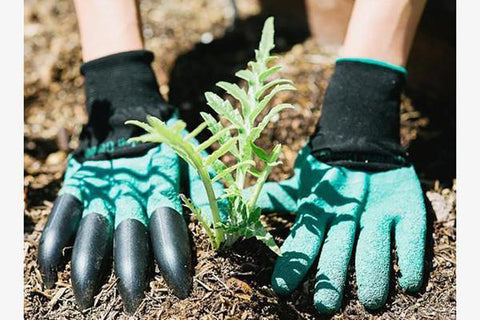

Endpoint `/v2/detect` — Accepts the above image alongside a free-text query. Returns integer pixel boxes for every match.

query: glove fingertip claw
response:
[149,207,192,299]
[38,194,83,289]
[71,213,113,310]
[114,219,151,314]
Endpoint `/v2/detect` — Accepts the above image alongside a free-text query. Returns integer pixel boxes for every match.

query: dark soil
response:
[24,0,456,319]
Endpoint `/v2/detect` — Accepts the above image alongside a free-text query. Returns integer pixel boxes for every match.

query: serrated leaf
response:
[253,221,281,255]
[257,17,275,62]
[259,65,282,83]
[255,79,293,100]
[235,69,256,84]
[205,92,243,128]
[205,137,238,166]
[250,141,270,162]
[216,82,251,117]
[212,160,255,183]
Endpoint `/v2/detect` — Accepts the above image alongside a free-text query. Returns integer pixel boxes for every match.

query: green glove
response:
[257,144,426,313]
[38,133,195,310]
[37,50,228,314]
[60,141,182,229]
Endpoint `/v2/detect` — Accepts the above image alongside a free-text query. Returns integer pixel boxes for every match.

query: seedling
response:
[126,17,295,254]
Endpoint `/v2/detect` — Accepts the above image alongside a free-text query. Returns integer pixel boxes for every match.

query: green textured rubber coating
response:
[59,144,182,229]
[271,153,368,313]
[336,57,408,75]
[59,115,185,229]
[356,166,426,309]
[266,144,426,314]
[254,145,310,213]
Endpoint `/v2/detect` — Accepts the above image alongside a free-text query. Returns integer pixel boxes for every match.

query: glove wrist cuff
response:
[309,59,409,171]
[73,50,174,162]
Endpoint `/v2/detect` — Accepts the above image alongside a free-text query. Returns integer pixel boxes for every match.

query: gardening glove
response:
[257,59,427,314]
[38,51,193,313]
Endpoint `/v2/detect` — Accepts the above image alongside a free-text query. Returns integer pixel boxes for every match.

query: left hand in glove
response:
[255,58,427,314]
[257,144,426,313]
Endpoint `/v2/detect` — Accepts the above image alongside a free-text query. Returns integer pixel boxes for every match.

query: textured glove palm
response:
[257,144,426,313]
[38,121,224,313]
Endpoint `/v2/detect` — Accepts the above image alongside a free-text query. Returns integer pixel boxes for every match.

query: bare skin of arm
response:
[341,0,427,66]
[73,0,144,61]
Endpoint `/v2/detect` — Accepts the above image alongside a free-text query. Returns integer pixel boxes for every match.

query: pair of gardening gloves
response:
[37,51,426,315]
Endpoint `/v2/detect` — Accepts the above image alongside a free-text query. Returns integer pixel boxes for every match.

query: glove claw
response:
[71,213,113,310]
[149,207,192,298]
[114,219,150,314]
[38,194,83,289]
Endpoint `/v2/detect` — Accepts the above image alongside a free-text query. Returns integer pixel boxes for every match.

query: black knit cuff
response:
[72,50,174,162]
[309,60,409,171]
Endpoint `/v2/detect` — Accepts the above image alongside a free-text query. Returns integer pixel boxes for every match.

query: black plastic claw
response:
[149,207,192,298]
[71,213,113,310]
[114,219,150,314]
[38,194,83,288]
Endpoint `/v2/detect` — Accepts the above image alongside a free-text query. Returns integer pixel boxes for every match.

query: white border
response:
[0,0,23,318]
[457,1,479,319]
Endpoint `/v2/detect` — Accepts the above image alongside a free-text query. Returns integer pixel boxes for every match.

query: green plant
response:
[126,17,295,254]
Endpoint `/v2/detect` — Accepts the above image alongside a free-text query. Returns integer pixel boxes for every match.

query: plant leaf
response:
[180,194,215,244]
[204,92,243,128]
[125,120,154,134]
[205,137,238,166]
[196,127,232,152]
[253,221,281,255]
[250,85,295,123]
[255,79,293,100]
[211,160,235,185]
[235,69,256,84]
[248,167,261,178]
[250,141,270,162]
[259,65,282,83]
[216,82,251,117]
[250,103,294,141]
[184,121,208,141]
[257,17,275,62]
[211,160,255,183]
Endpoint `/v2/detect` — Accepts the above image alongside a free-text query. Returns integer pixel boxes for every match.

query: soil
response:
[24,0,456,319]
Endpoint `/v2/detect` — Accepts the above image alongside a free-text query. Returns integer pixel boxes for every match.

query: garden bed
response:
[24,0,456,318]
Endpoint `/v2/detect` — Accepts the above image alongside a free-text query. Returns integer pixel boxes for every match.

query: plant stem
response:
[248,166,269,211]
[197,166,225,247]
